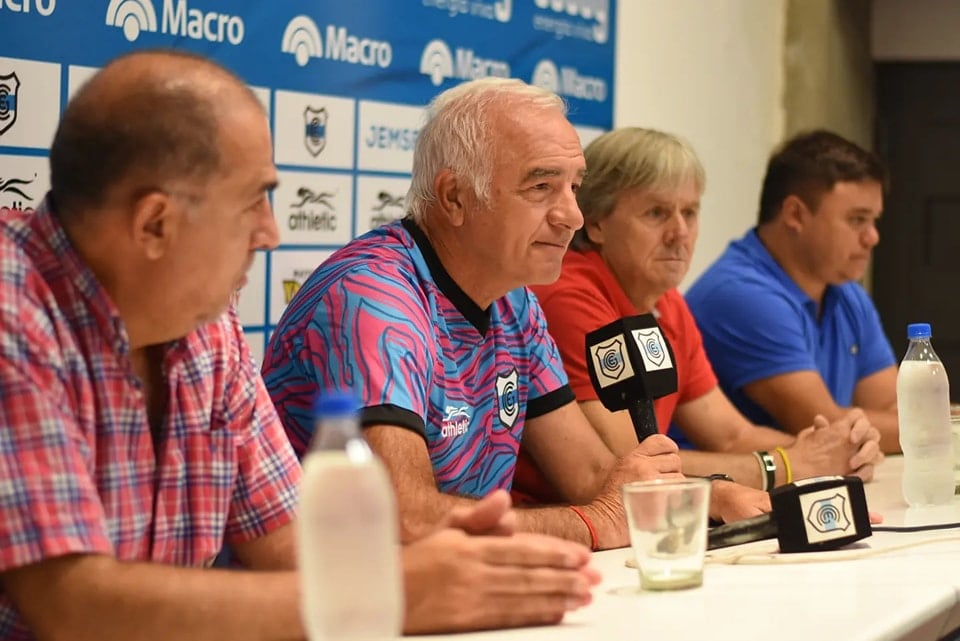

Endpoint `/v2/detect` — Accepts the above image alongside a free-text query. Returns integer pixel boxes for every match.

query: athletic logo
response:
[495,369,519,428]
[632,328,673,371]
[0,72,19,136]
[281,14,322,67]
[531,59,560,93]
[303,106,327,157]
[419,39,453,86]
[441,405,470,438]
[0,174,36,210]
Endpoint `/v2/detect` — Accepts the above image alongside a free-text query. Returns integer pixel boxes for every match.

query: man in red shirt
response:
[514,127,883,502]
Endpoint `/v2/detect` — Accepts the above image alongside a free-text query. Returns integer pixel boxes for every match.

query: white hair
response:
[406,77,567,223]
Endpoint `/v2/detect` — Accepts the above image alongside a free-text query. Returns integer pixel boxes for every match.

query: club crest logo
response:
[0,72,21,137]
[303,106,327,157]
[591,338,626,383]
[632,328,673,371]
[495,368,519,428]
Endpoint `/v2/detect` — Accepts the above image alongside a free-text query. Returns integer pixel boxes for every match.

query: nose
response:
[548,186,584,231]
[663,209,691,243]
[862,221,880,248]
[253,200,280,251]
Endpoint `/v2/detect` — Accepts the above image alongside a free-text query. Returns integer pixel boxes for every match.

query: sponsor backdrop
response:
[0,0,616,362]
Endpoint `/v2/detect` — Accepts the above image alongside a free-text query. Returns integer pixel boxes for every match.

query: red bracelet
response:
[569,506,599,551]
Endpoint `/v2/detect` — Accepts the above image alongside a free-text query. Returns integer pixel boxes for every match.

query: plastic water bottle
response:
[896,323,955,506]
[297,391,403,640]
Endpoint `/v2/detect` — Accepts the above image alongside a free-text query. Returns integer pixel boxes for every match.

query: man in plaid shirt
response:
[0,50,598,639]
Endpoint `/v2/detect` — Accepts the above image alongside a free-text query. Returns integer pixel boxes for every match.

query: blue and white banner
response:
[0,0,616,361]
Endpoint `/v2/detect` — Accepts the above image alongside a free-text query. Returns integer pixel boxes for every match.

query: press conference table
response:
[426,457,960,641]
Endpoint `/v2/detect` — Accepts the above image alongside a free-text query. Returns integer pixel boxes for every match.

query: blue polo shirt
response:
[685,228,896,428]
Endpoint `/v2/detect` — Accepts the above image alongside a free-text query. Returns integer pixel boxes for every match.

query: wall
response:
[783,0,874,147]
[615,0,787,289]
[873,0,960,60]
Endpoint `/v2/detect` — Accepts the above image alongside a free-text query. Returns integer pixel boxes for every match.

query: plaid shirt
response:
[0,200,301,639]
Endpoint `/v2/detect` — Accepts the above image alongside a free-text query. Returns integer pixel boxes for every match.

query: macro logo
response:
[287,187,337,233]
[281,15,322,67]
[0,0,56,16]
[532,58,607,102]
[281,14,393,69]
[419,39,453,86]
[105,0,245,45]
[303,106,327,157]
[531,59,560,94]
[441,405,470,438]
[0,72,20,136]
[419,39,509,87]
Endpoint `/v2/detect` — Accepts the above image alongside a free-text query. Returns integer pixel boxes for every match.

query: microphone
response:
[585,314,678,442]
[707,475,872,552]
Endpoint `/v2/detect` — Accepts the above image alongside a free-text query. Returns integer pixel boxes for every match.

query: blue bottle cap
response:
[907,323,932,339]
[313,390,360,418]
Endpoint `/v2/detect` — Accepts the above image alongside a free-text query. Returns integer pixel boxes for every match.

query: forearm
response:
[719,424,794,453]
[679,450,790,490]
[862,407,900,454]
[6,554,302,641]
[515,505,600,549]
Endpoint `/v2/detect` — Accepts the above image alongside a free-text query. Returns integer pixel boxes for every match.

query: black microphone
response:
[585,314,678,442]
[707,475,872,552]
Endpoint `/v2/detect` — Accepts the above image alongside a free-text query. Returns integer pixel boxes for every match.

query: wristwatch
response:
[704,473,736,483]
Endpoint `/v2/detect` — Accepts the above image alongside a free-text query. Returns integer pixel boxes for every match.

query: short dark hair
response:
[49,49,250,216]
[757,129,887,225]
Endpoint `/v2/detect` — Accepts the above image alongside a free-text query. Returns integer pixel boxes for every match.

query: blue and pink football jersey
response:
[262,219,574,497]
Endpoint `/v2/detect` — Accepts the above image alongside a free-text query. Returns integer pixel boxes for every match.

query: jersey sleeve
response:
[522,290,575,419]
[263,263,434,457]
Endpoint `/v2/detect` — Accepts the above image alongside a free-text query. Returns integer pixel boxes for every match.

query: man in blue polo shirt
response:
[686,130,900,453]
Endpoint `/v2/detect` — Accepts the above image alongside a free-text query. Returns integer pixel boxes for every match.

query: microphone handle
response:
[707,513,779,550]
[627,398,659,442]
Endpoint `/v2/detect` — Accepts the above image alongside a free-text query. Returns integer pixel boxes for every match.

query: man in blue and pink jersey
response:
[264,78,771,552]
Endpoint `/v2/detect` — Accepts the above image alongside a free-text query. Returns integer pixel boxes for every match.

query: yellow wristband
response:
[775,446,793,485]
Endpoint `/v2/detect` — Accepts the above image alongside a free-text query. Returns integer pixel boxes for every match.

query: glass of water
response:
[621,477,711,590]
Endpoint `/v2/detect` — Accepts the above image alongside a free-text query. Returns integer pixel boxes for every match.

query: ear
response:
[585,219,605,246]
[433,169,467,227]
[780,194,807,234]
[130,190,180,260]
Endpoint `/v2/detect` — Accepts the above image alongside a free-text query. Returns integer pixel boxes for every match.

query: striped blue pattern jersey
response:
[262,219,574,497]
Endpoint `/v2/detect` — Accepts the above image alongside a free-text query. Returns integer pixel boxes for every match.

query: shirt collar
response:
[401,217,490,335]
[742,227,828,317]
[34,196,132,353]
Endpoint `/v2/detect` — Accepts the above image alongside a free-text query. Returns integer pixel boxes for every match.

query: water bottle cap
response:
[907,323,932,339]
[313,390,360,418]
